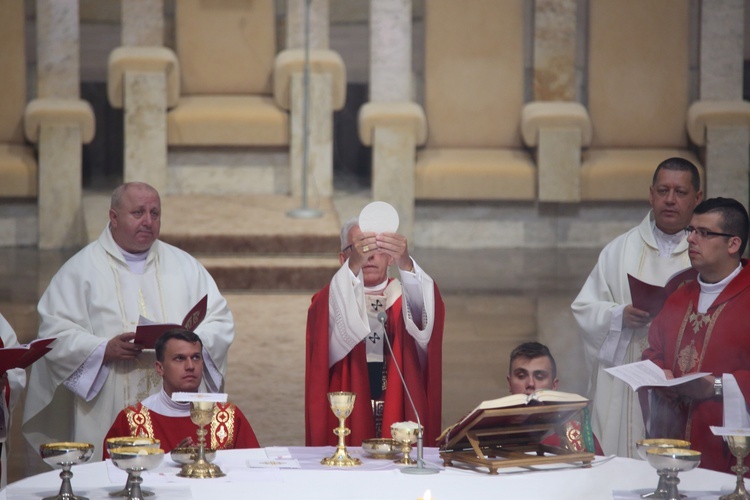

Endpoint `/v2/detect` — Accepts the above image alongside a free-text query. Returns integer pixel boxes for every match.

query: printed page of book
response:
[605,360,709,391]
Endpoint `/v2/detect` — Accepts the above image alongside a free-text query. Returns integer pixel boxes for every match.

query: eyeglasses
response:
[684,226,736,239]
[341,244,353,253]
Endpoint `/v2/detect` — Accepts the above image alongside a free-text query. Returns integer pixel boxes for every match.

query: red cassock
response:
[305,281,444,447]
[643,263,750,473]
[103,402,260,458]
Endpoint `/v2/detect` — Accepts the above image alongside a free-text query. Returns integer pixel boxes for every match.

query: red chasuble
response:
[643,263,750,473]
[305,281,444,447]
[103,402,259,457]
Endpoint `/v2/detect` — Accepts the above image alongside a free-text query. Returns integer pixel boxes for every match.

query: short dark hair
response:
[509,342,557,380]
[693,197,750,256]
[155,328,203,362]
[652,157,701,192]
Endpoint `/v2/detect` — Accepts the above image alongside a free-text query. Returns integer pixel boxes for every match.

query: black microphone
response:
[378,310,439,474]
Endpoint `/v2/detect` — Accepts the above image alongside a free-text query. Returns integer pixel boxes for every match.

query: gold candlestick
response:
[321,391,362,467]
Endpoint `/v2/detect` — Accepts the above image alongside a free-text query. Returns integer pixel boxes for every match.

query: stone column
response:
[286,0,329,50]
[36,0,79,99]
[38,125,85,249]
[35,0,87,248]
[290,72,333,198]
[122,0,164,46]
[370,0,411,102]
[532,0,577,101]
[367,0,418,241]
[115,0,169,193]
[123,71,168,190]
[527,0,583,202]
[699,0,748,205]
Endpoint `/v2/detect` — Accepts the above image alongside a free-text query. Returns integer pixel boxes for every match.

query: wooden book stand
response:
[438,401,595,475]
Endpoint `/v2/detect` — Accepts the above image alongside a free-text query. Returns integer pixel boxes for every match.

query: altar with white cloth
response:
[2,447,738,499]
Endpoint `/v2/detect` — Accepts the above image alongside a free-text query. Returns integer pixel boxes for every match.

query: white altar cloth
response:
[2,447,739,499]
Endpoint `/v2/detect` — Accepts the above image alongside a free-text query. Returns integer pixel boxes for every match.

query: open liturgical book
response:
[438,389,589,449]
[134,295,208,349]
[0,337,55,373]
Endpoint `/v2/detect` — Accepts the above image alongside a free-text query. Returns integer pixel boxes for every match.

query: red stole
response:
[305,281,444,446]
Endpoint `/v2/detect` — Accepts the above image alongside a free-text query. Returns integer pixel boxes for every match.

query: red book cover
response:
[0,337,56,373]
[627,268,696,317]
[134,295,208,349]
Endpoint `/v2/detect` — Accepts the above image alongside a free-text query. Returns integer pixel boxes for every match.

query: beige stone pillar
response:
[123,72,168,190]
[533,0,577,101]
[524,2,583,203]
[366,0,418,240]
[36,0,79,99]
[38,125,85,249]
[34,0,89,248]
[372,126,416,240]
[286,0,329,50]
[699,0,749,204]
[370,0,411,102]
[290,72,333,198]
[112,0,170,193]
[122,0,164,46]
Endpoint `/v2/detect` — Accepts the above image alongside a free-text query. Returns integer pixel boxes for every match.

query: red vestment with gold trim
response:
[103,402,259,458]
[643,263,750,473]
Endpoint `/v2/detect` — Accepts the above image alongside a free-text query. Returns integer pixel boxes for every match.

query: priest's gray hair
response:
[340,216,359,250]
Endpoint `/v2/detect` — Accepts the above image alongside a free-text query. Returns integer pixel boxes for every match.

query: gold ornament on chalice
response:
[321,391,362,467]
[177,401,226,478]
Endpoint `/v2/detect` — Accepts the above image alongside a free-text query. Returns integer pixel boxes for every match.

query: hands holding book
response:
[104,332,144,363]
[623,304,651,329]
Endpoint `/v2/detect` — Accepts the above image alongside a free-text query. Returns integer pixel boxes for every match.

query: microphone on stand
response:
[377,311,439,475]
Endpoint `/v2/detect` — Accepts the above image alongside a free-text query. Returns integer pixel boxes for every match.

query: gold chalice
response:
[321,391,362,466]
[391,421,421,465]
[646,448,701,500]
[177,401,225,478]
[105,437,160,497]
[636,438,691,498]
[720,435,750,500]
[109,446,165,500]
[39,442,94,500]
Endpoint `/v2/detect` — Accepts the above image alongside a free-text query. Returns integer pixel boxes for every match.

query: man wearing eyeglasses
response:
[572,157,703,458]
[643,197,750,473]
[305,216,445,447]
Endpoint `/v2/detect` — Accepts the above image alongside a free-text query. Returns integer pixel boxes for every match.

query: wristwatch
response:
[714,375,723,397]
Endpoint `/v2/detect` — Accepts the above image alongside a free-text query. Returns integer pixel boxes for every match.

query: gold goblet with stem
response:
[720,435,750,500]
[321,391,362,466]
[105,437,160,497]
[177,401,226,478]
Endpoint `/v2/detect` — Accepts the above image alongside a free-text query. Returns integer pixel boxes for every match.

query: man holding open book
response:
[572,158,702,458]
[22,182,234,461]
[643,197,750,473]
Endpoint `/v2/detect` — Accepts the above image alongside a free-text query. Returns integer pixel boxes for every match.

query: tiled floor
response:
[0,189,601,485]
